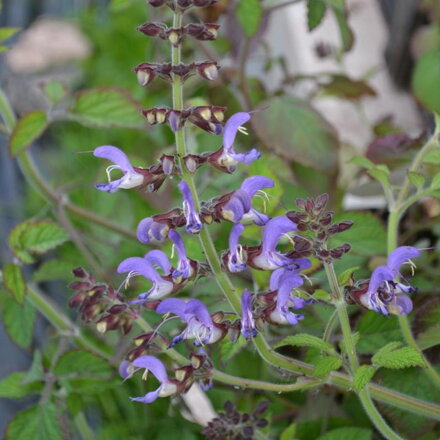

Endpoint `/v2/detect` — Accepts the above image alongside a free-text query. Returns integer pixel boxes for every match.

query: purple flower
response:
[240,290,257,338]
[249,216,297,270]
[93,146,144,193]
[208,113,260,173]
[363,246,420,315]
[178,181,203,234]
[137,217,169,243]
[268,266,307,325]
[227,223,247,272]
[129,356,178,403]
[117,256,174,303]
[156,298,224,347]
[220,176,274,225]
[144,249,172,275]
[169,230,194,282]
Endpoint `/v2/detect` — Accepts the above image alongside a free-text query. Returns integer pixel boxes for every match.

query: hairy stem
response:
[325,263,404,440]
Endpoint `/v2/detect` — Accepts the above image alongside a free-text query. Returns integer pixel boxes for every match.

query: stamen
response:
[124,271,137,289]
[171,244,176,260]
[105,165,121,183]
[302,274,313,286]
[238,126,248,135]
[283,232,296,246]
[142,369,149,381]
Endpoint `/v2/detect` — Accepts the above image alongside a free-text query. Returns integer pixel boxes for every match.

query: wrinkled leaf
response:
[236,0,262,37]
[6,404,62,440]
[275,333,334,352]
[69,87,144,129]
[372,345,425,369]
[313,356,342,377]
[0,372,41,399]
[328,0,354,52]
[3,263,26,304]
[33,259,73,282]
[417,324,440,350]
[280,422,297,440]
[252,96,338,172]
[353,365,376,392]
[220,335,248,362]
[408,171,425,191]
[317,427,372,440]
[307,0,327,30]
[8,111,48,156]
[0,27,20,42]
[423,149,440,165]
[337,266,359,286]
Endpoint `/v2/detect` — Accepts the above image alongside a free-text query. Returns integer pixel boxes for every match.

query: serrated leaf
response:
[42,81,67,105]
[0,372,41,399]
[236,0,262,37]
[337,266,359,286]
[328,0,354,52]
[374,341,403,358]
[417,324,440,350]
[6,404,62,440]
[280,422,297,440]
[8,111,48,156]
[307,0,326,30]
[350,155,374,169]
[275,333,334,352]
[422,149,440,164]
[408,171,425,191]
[63,377,120,395]
[68,86,144,128]
[33,259,73,282]
[9,220,69,263]
[313,356,342,377]
[54,349,113,378]
[353,365,376,392]
[368,166,390,188]
[316,427,372,440]
[1,292,36,348]
[220,335,247,362]
[0,27,20,42]
[372,346,425,369]
[412,50,440,114]
[3,263,26,304]
[430,172,440,189]
[252,96,338,172]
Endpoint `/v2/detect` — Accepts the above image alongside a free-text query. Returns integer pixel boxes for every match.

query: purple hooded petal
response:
[223,112,251,150]
[132,355,169,383]
[117,257,162,283]
[228,148,261,165]
[240,290,257,339]
[388,294,413,315]
[131,389,161,404]
[169,230,192,280]
[178,181,203,234]
[241,208,268,226]
[291,259,312,272]
[367,265,395,294]
[94,145,134,172]
[184,299,213,327]
[228,224,247,272]
[387,246,420,273]
[261,216,297,253]
[276,273,304,309]
[156,298,188,321]
[222,190,249,223]
[136,217,169,243]
[270,268,285,291]
[144,250,172,275]
[229,223,244,254]
[119,360,132,379]
[240,176,274,198]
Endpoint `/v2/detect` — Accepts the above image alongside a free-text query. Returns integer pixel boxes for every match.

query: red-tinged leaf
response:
[319,74,376,100]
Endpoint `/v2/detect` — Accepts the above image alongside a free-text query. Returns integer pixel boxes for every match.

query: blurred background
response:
[0,0,439,438]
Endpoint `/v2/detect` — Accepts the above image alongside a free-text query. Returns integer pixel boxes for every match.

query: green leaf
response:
[350,155,374,169]
[33,259,73,282]
[1,292,36,348]
[316,427,372,440]
[110,0,133,11]
[22,351,45,384]
[337,266,359,286]
[417,324,440,350]
[307,0,327,31]
[275,333,334,352]
[220,335,248,362]
[313,356,342,377]
[236,0,262,37]
[3,263,26,304]
[319,74,376,100]
[280,422,297,440]
[312,289,331,302]
[68,86,144,129]
[430,172,440,189]
[41,81,67,105]
[327,0,354,52]
[412,50,440,114]
[0,27,20,42]
[0,372,41,399]
[9,220,69,264]
[252,96,339,172]
[422,149,440,165]
[408,171,426,191]
[339,331,360,354]
[353,365,376,392]
[368,165,390,188]
[54,349,113,378]
[372,345,425,369]
[8,111,48,156]
[330,212,387,256]
[6,404,62,440]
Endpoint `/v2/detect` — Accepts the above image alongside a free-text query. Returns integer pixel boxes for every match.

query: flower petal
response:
[94,145,135,172]
[130,388,161,404]
[144,250,172,275]
[132,355,169,383]
[223,112,250,150]
[184,299,213,328]
[261,216,296,253]
[367,265,394,294]
[240,175,274,198]
[137,217,168,243]
[156,298,188,321]
[117,257,162,283]
[228,148,261,165]
[387,246,420,273]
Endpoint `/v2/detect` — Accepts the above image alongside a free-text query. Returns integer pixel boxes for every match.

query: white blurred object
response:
[180,383,217,426]
[6,17,91,73]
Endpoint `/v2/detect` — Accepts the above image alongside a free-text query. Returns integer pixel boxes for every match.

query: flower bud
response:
[193,0,218,6]
[196,61,219,81]
[328,221,354,234]
[160,154,175,176]
[148,0,167,6]
[167,28,183,46]
[137,22,167,37]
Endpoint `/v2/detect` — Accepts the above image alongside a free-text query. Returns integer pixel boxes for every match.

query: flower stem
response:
[325,263,404,440]
[387,118,440,388]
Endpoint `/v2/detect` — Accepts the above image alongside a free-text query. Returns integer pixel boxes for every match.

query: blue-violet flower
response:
[178,181,203,234]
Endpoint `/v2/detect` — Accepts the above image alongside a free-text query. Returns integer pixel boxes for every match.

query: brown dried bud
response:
[319,212,333,226]
[137,22,167,37]
[286,211,308,223]
[148,0,167,6]
[314,193,329,211]
[72,267,88,279]
[328,221,354,235]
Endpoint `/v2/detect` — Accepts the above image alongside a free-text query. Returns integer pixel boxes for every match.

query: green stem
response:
[73,412,95,440]
[387,119,440,388]
[323,308,339,344]
[325,263,404,440]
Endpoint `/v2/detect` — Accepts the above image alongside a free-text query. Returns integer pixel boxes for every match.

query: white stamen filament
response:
[238,125,248,135]
[105,165,122,183]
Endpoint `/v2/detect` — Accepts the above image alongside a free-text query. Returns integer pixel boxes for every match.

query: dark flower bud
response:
[177,0,192,7]
[184,23,220,40]
[330,248,344,259]
[297,222,308,232]
[137,22,167,37]
[210,106,225,122]
[142,106,169,125]
[328,221,354,234]
[160,154,175,175]
[148,0,167,6]
[133,63,158,86]
[319,212,333,226]
[189,116,222,134]
[166,28,184,46]
[314,193,329,211]
[108,304,127,314]
[310,222,320,231]
[196,61,219,81]
[72,267,88,279]
[305,198,315,213]
[317,230,327,241]
[134,332,156,347]
[295,198,306,210]
[253,401,269,417]
[193,0,218,6]
[256,419,268,428]
[184,153,207,173]
[172,63,194,81]
[286,210,308,223]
